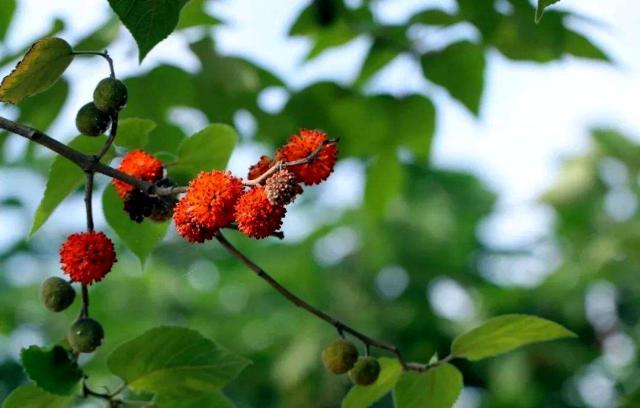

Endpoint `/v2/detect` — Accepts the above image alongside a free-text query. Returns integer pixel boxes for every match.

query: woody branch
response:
[0,114,449,373]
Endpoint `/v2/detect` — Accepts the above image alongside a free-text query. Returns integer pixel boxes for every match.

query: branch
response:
[214,231,441,372]
[244,138,338,186]
[0,116,183,197]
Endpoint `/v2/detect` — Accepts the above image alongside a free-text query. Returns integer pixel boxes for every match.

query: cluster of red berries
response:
[174,129,337,242]
[112,150,178,223]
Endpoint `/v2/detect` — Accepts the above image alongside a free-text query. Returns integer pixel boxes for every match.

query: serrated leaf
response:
[451,314,577,361]
[102,184,169,265]
[170,124,237,184]
[20,345,83,396]
[107,326,250,399]
[107,0,189,62]
[2,384,73,408]
[421,41,485,115]
[30,135,116,237]
[536,0,561,23]
[393,364,463,408]
[342,357,403,408]
[114,118,156,150]
[0,37,73,104]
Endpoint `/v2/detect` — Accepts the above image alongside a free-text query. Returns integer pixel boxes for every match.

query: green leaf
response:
[20,345,83,396]
[74,18,120,52]
[29,135,116,237]
[107,0,189,62]
[114,118,157,150]
[107,326,250,399]
[342,357,403,408]
[176,0,222,30]
[365,152,405,217]
[355,39,400,87]
[2,384,73,408]
[451,314,577,361]
[421,41,485,115]
[0,0,16,41]
[170,124,238,184]
[155,392,233,408]
[536,0,561,23]
[0,37,73,104]
[102,184,169,265]
[410,9,460,26]
[393,364,463,408]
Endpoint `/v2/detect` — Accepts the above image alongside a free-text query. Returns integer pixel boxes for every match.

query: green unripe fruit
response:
[349,357,381,386]
[322,339,358,374]
[93,78,128,114]
[75,102,110,136]
[68,318,104,353]
[41,277,75,312]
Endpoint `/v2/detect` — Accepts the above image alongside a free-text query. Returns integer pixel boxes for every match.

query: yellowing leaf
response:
[0,37,73,104]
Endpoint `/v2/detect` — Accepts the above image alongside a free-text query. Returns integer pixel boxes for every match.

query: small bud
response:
[348,357,381,386]
[68,318,104,353]
[322,339,358,374]
[75,102,111,136]
[41,277,75,312]
[93,78,128,114]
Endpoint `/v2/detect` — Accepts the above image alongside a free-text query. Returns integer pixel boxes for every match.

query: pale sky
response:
[1,0,639,253]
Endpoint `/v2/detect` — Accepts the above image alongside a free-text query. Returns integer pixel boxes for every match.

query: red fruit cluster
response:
[59,231,117,285]
[174,129,337,242]
[174,171,244,242]
[276,129,337,185]
[112,150,164,199]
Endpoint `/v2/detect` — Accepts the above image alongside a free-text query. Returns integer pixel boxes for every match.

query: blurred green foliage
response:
[0,0,627,407]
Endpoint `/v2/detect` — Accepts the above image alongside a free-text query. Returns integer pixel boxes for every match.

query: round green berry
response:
[322,339,358,374]
[68,318,104,353]
[41,277,75,312]
[349,357,381,386]
[75,102,110,136]
[93,78,128,114]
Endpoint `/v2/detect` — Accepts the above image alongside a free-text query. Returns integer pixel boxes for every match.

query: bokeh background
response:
[1,0,640,407]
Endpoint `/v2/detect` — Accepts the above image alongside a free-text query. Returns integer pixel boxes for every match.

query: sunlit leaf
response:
[107,326,250,399]
[0,37,73,104]
[30,135,116,237]
[170,124,238,184]
[393,364,463,408]
[114,118,156,150]
[451,314,576,361]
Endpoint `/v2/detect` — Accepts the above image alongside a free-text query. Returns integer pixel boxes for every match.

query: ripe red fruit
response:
[234,187,286,239]
[276,129,337,185]
[247,155,274,181]
[59,232,117,285]
[112,150,164,199]
[173,171,244,242]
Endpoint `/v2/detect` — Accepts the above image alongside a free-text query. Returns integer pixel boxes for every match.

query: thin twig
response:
[214,231,439,372]
[0,114,451,373]
[0,116,182,196]
[84,172,95,231]
[72,50,115,78]
[96,113,118,160]
[243,139,338,186]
